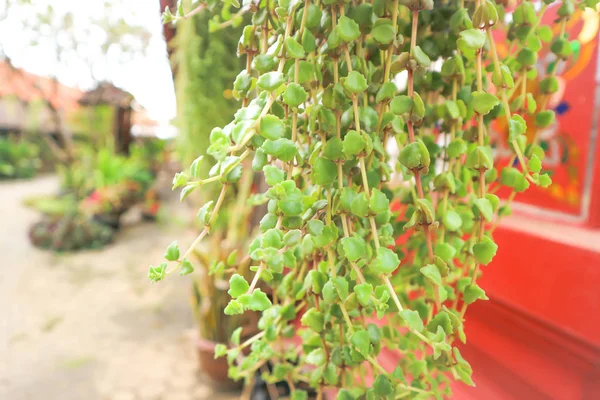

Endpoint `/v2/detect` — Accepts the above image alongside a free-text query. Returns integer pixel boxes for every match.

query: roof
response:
[78,82,134,107]
[0,61,83,110]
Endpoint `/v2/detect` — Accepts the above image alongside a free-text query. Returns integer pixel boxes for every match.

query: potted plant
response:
[155,0,591,398]
[27,140,160,251]
[162,159,263,388]
[189,237,257,389]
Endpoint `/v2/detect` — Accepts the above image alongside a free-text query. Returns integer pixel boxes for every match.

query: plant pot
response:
[196,336,243,391]
[248,362,321,400]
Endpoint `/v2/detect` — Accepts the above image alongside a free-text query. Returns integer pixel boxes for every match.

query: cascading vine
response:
[155,0,595,397]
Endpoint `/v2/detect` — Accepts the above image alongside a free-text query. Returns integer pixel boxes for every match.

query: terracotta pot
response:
[196,337,242,390]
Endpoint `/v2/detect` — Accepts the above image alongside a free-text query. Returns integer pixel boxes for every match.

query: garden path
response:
[0,175,237,400]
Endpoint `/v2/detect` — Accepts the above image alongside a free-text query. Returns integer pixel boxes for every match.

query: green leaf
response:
[443,210,462,231]
[344,71,368,94]
[224,300,244,315]
[400,309,424,332]
[301,308,325,332]
[535,110,555,128]
[263,165,285,186]
[416,198,435,224]
[332,276,349,299]
[307,220,324,236]
[399,140,430,170]
[350,330,370,356]
[337,16,361,42]
[464,283,488,304]
[306,348,326,366]
[179,259,194,276]
[291,391,308,400]
[337,389,355,400]
[148,263,167,282]
[189,156,204,178]
[214,344,227,359]
[500,167,523,188]
[526,93,537,114]
[473,237,498,265]
[312,158,337,186]
[539,173,552,188]
[263,228,283,248]
[412,92,425,120]
[372,247,400,274]
[420,264,442,287]
[465,145,493,170]
[254,54,277,73]
[341,235,367,261]
[354,283,373,306]
[539,76,559,94]
[376,82,397,103]
[373,375,393,396]
[447,138,467,158]
[508,114,527,140]
[390,95,413,115]
[453,348,474,385]
[230,328,242,347]
[412,45,431,67]
[285,37,306,58]
[247,289,272,311]
[343,130,366,157]
[257,71,285,92]
[473,198,494,222]
[459,29,486,49]
[445,100,460,119]
[471,91,499,115]
[283,229,302,247]
[283,83,308,107]
[262,138,297,162]
[528,154,542,173]
[259,115,285,140]
[371,19,395,44]
[434,243,456,262]
[517,48,537,66]
[369,188,389,214]
[164,241,180,262]
[228,274,250,298]
[323,137,344,160]
[350,192,369,218]
[253,149,268,171]
[172,172,187,189]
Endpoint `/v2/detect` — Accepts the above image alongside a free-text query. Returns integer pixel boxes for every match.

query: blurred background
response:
[0,1,598,400]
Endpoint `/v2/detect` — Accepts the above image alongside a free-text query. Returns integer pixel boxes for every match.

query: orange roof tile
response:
[0,61,83,110]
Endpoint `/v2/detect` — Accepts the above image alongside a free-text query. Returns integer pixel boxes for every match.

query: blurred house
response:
[0,61,81,135]
[0,61,165,152]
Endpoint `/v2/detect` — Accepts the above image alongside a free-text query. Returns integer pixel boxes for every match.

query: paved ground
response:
[0,175,238,400]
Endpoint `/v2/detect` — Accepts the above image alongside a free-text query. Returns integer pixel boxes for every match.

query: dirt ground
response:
[0,175,238,400]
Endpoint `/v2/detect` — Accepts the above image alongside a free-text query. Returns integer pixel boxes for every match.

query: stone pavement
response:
[0,176,238,400]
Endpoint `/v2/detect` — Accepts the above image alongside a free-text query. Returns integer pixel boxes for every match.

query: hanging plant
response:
[156,0,597,398]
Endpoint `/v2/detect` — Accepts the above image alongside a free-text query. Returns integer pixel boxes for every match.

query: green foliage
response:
[0,136,40,179]
[173,2,245,174]
[153,0,589,396]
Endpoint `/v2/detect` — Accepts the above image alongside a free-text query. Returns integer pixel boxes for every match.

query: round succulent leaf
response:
[344,71,369,94]
[337,15,361,42]
[257,71,285,92]
[340,235,367,261]
[372,247,400,274]
[285,37,306,58]
[259,115,285,140]
[228,274,250,298]
[283,83,308,107]
[471,91,499,115]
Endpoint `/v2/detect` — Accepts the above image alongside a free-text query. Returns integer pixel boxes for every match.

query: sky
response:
[0,0,176,124]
